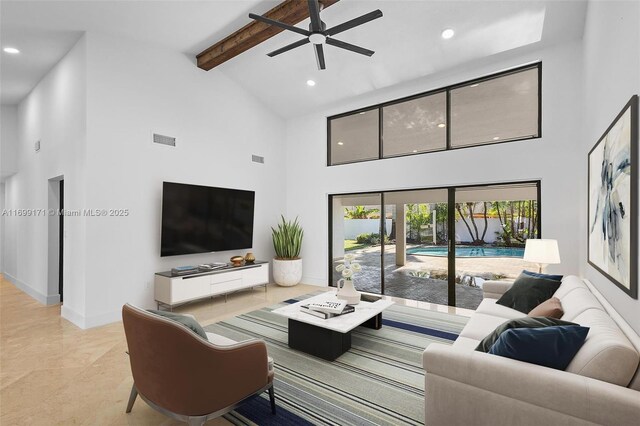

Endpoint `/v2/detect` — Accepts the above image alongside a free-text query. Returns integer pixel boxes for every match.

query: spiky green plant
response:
[271,215,303,259]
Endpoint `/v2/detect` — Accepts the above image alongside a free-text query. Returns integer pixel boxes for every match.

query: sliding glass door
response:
[454,183,540,309]
[383,190,449,304]
[330,194,382,295]
[329,181,540,309]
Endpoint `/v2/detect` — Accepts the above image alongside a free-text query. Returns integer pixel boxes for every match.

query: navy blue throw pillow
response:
[522,270,563,281]
[489,325,589,370]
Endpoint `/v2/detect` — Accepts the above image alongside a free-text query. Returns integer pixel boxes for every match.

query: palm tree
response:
[344,205,379,219]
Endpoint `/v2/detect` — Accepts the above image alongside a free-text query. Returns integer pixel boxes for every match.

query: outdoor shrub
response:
[355,233,390,245]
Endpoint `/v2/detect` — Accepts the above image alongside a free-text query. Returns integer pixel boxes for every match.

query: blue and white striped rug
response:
[203,294,468,425]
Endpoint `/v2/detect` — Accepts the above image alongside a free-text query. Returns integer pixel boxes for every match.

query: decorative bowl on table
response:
[230,256,244,267]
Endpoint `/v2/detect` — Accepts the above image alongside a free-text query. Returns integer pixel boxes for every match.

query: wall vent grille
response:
[252,155,264,164]
[153,133,176,147]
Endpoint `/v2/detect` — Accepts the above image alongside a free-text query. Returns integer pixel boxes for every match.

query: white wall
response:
[286,41,583,286]
[1,105,19,179]
[77,32,287,327]
[0,182,4,272]
[343,219,392,240]
[2,36,88,318]
[581,1,640,333]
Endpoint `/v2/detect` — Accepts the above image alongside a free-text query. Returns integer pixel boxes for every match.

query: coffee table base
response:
[288,313,383,361]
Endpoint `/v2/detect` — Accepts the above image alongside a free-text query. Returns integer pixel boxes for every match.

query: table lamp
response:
[523,239,561,273]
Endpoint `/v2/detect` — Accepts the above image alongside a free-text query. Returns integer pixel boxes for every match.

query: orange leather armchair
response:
[122,304,275,425]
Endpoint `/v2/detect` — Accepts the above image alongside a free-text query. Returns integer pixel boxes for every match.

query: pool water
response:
[407,246,525,258]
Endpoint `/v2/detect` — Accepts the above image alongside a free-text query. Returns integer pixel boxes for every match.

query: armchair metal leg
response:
[187,417,206,426]
[126,385,138,413]
[268,384,276,414]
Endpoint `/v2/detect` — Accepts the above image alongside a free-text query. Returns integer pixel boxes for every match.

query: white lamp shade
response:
[523,239,561,264]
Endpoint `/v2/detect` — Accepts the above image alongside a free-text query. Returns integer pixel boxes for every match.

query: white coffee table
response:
[272,291,394,360]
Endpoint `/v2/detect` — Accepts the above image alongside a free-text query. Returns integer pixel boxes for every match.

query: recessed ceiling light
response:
[469,83,479,88]
[306,79,316,87]
[412,150,418,153]
[437,123,446,128]
[337,141,344,146]
[493,136,500,141]
[3,47,20,54]
[441,29,455,40]
[359,111,366,115]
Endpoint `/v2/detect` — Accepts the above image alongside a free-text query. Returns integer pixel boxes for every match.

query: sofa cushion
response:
[528,297,563,318]
[522,270,563,281]
[566,309,640,387]
[558,288,604,321]
[475,298,527,320]
[489,325,589,370]
[475,317,578,353]
[496,273,562,314]
[452,336,481,351]
[553,275,589,299]
[459,313,514,341]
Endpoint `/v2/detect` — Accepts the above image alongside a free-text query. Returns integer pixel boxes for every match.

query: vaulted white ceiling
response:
[1,1,587,117]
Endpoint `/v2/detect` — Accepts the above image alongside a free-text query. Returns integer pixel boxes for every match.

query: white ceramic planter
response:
[272,258,302,286]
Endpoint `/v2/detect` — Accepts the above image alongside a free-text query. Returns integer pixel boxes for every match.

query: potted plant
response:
[271,215,303,286]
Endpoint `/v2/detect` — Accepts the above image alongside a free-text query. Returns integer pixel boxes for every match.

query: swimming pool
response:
[407,246,525,258]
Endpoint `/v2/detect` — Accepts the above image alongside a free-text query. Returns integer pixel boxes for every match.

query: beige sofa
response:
[423,275,640,425]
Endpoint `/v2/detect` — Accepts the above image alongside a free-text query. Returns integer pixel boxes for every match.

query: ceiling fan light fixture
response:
[309,33,327,45]
[441,28,455,39]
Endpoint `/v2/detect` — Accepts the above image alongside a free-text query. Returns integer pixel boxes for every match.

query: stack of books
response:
[300,300,356,319]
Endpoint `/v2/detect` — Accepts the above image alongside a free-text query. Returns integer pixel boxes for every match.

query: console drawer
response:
[210,270,242,284]
[172,275,211,303]
[211,279,245,295]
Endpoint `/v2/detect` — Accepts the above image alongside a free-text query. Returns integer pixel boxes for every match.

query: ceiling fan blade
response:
[307,0,323,32]
[267,38,310,57]
[314,44,326,70]
[326,38,375,56]
[325,9,383,36]
[248,13,311,37]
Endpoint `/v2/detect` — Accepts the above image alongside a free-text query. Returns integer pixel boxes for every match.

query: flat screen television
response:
[160,182,255,257]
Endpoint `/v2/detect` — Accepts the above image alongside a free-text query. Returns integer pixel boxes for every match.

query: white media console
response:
[154,261,269,309]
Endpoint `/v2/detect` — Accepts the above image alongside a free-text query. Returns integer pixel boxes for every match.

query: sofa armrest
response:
[423,343,640,425]
[482,280,514,299]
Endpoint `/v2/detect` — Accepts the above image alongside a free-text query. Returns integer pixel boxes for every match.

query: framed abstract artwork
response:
[588,95,638,299]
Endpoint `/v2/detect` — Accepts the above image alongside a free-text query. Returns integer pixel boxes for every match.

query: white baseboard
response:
[84,310,122,329]
[3,272,59,305]
[61,305,86,328]
[61,306,121,329]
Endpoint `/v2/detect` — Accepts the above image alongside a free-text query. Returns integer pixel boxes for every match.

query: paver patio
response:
[333,244,538,310]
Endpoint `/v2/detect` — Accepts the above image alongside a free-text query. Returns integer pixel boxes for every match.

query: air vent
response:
[252,155,264,164]
[152,133,176,147]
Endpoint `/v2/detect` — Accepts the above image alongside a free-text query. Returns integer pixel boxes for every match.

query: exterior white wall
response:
[1,105,19,179]
[581,1,640,333]
[456,218,507,244]
[343,219,392,240]
[79,32,287,327]
[285,41,583,286]
[2,36,88,319]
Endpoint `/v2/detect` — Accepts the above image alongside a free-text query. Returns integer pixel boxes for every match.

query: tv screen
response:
[160,182,255,257]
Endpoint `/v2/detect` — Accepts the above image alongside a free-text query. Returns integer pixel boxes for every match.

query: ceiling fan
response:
[249,0,383,70]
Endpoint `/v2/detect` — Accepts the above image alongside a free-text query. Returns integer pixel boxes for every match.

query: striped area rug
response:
[203,294,468,426]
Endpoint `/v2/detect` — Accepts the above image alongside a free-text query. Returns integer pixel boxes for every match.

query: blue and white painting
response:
[589,106,632,291]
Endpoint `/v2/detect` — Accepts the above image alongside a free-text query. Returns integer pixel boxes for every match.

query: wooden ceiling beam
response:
[196,0,339,71]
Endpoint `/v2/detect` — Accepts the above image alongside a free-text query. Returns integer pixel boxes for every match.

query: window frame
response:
[327,179,542,307]
[327,62,542,166]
